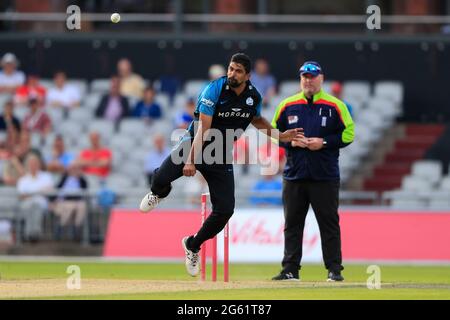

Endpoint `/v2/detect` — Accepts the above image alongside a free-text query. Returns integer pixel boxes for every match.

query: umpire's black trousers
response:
[150,137,235,251]
[282,179,343,273]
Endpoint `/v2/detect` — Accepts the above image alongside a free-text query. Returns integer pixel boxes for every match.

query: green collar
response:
[300,88,325,103]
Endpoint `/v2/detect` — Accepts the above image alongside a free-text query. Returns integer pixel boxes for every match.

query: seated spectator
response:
[144,134,170,186]
[13,130,43,165]
[47,71,81,110]
[0,100,21,149]
[1,150,25,186]
[14,72,46,106]
[251,58,276,107]
[249,174,282,206]
[330,81,354,117]
[77,131,112,178]
[117,58,145,100]
[95,76,130,124]
[52,162,88,241]
[45,134,75,174]
[22,97,52,137]
[17,153,54,242]
[174,97,195,130]
[132,87,162,122]
[0,53,25,94]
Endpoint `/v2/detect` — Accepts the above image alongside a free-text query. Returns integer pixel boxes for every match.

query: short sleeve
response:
[197,77,225,116]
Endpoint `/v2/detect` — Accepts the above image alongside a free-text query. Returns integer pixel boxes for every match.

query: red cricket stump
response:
[200,192,229,282]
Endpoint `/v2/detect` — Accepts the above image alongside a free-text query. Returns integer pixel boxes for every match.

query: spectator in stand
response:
[174,97,195,130]
[47,71,81,110]
[45,134,75,174]
[77,131,112,178]
[117,58,145,100]
[17,153,54,242]
[1,150,25,186]
[52,162,88,241]
[131,86,162,122]
[249,173,282,206]
[22,97,52,137]
[95,76,130,124]
[251,58,276,108]
[144,134,170,186]
[330,81,353,117]
[14,72,46,106]
[0,100,21,149]
[13,130,42,165]
[0,53,25,94]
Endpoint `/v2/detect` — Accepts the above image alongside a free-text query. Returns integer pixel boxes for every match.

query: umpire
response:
[271,61,354,281]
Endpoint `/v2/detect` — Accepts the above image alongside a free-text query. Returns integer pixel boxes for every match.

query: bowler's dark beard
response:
[227,77,242,88]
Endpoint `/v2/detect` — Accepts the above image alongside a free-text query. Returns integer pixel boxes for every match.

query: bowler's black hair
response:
[230,53,251,74]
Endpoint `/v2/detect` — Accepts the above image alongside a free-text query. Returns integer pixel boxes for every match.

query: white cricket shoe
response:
[181,236,200,277]
[139,191,161,213]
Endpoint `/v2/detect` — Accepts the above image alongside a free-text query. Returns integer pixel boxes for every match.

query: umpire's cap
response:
[299,61,323,77]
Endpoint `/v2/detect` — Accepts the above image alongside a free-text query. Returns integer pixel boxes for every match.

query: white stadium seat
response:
[411,160,442,184]
[90,79,111,93]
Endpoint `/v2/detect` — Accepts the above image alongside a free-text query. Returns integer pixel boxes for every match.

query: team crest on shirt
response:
[288,115,299,124]
[246,97,254,106]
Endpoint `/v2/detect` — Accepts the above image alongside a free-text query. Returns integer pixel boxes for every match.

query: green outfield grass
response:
[0,261,449,299]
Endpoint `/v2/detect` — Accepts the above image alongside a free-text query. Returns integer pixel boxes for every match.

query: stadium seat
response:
[67,79,89,97]
[411,160,442,184]
[110,134,137,151]
[14,106,29,121]
[40,79,53,90]
[155,93,170,110]
[184,79,207,98]
[0,93,11,108]
[391,198,428,209]
[127,149,148,166]
[105,174,135,190]
[58,120,87,141]
[85,175,102,190]
[278,80,300,96]
[342,81,371,103]
[374,81,404,105]
[68,107,94,123]
[84,92,102,110]
[47,107,65,125]
[173,93,188,110]
[117,163,144,179]
[118,119,148,136]
[439,176,450,191]
[357,109,388,130]
[88,120,115,136]
[366,97,399,119]
[401,175,435,191]
[90,79,111,93]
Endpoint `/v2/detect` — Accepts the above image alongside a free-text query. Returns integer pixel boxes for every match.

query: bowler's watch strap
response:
[322,139,328,147]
